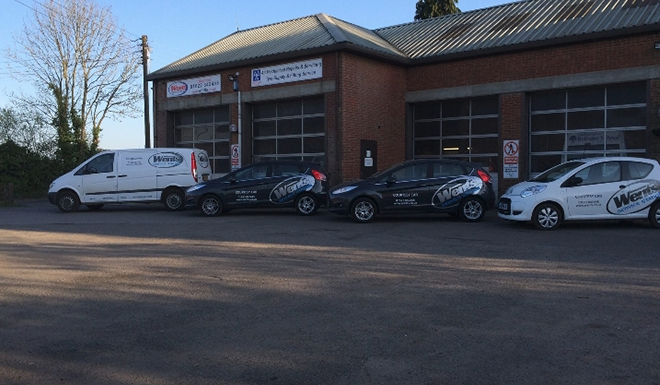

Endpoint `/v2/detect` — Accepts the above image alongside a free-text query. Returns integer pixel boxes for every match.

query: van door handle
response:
[106,175,116,179]
[118,175,127,178]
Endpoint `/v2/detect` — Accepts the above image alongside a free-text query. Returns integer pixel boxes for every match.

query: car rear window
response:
[273,163,302,176]
[626,162,654,180]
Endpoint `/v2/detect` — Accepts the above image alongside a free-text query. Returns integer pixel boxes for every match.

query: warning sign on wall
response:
[231,144,241,171]
[503,140,519,179]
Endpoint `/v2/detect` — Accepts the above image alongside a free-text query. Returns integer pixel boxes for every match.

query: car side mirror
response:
[563,176,583,187]
[386,177,397,185]
[229,177,237,184]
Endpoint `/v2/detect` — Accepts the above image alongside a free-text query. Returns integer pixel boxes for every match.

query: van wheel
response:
[57,190,80,213]
[459,197,485,222]
[649,201,660,229]
[533,203,562,230]
[86,204,104,211]
[163,188,184,211]
[200,195,223,217]
[295,193,318,216]
[351,197,376,223]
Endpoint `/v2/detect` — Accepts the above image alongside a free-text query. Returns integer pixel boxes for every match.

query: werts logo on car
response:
[606,180,660,215]
[432,177,483,208]
[269,175,315,204]
[148,152,184,168]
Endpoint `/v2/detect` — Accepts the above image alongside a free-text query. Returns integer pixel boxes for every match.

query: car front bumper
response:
[497,195,534,222]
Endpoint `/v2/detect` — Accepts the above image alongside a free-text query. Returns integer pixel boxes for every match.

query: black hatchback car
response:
[185,161,329,216]
[328,159,495,223]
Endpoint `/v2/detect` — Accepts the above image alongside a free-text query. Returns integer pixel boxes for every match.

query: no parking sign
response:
[503,140,519,179]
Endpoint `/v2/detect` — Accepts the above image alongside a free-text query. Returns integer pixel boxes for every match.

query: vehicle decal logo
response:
[148,152,184,168]
[197,153,209,168]
[606,180,660,215]
[270,175,315,204]
[432,177,483,208]
[167,81,188,97]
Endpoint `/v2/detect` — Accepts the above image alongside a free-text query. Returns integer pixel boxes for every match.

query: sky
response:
[1,0,509,149]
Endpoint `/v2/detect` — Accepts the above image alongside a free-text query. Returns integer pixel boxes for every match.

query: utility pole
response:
[141,35,151,148]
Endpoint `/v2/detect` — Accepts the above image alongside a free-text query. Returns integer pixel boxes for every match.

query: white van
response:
[48,148,212,212]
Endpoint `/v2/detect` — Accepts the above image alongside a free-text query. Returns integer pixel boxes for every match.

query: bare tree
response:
[5,0,142,148]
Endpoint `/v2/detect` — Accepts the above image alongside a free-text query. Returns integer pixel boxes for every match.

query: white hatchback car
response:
[498,157,660,230]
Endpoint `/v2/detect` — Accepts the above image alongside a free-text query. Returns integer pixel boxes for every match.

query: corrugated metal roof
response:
[375,0,660,60]
[149,14,403,78]
[150,0,660,79]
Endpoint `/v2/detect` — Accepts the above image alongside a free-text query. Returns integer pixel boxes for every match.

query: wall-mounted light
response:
[227,72,239,92]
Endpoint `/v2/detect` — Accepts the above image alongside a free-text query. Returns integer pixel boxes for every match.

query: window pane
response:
[531,134,565,152]
[567,132,605,151]
[415,102,440,120]
[178,127,193,142]
[195,142,213,156]
[303,97,324,115]
[215,142,230,157]
[442,119,469,136]
[194,126,214,141]
[470,137,498,154]
[214,107,229,123]
[415,140,440,156]
[531,90,565,111]
[567,87,604,109]
[253,120,276,137]
[608,130,646,150]
[273,164,303,176]
[607,107,645,128]
[175,111,193,126]
[443,100,470,118]
[303,136,324,153]
[392,164,428,181]
[471,97,499,116]
[575,162,620,185]
[432,162,465,177]
[303,117,325,134]
[278,119,302,136]
[442,138,469,155]
[626,162,653,180]
[195,110,213,125]
[277,100,302,117]
[414,122,440,138]
[471,156,498,173]
[253,102,276,119]
[472,118,498,135]
[254,139,276,155]
[215,125,230,140]
[278,138,302,154]
[215,159,230,174]
[567,110,604,130]
[531,113,564,132]
[608,82,646,106]
[531,155,563,174]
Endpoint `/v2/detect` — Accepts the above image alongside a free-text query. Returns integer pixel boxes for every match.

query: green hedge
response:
[0,140,62,200]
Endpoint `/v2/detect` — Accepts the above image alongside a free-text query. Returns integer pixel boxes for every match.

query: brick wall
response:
[499,93,525,195]
[338,53,407,181]
[407,33,660,90]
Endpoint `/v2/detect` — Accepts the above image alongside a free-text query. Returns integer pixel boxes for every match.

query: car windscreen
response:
[531,161,585,183]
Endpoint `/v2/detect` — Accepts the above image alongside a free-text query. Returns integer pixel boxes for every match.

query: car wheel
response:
[649,201,660,229]
[295,193,318,216]
[86,204,104,211]
[57,190,80,213]
[163,188,184,211]
[351,197,376,223]
[532,203,562,230]
[459,197,485,222]
[200,195,223,217]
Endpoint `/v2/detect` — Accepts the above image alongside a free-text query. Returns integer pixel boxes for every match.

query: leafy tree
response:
[4,0,141,150]
[415,0,461,20]
[0,107,56,155]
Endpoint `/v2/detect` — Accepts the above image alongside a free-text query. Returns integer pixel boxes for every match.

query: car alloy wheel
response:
[533,203,561,230]
[649,202,660,229]
[296,194,318,216]
[200,196,222,217]
[351,198,375,223]
[459,197,485,222]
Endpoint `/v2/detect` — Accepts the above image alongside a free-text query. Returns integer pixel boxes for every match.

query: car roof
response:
[572,157,659,165]
[398,158,479,168]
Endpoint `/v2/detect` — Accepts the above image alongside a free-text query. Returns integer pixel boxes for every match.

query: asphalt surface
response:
[1,200,659,385]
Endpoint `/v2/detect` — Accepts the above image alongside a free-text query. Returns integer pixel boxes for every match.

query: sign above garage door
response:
[251,58,322,87]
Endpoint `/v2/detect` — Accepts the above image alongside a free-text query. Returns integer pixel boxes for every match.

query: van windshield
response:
[531,161,585,183]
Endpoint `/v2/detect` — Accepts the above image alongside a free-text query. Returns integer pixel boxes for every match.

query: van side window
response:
[83,153,115,174]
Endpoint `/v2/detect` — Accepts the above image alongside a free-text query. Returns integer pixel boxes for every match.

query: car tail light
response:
[477,169,492,183]
[191,153,198,183]
[311,169,326,181]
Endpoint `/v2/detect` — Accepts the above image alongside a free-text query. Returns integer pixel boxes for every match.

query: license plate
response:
[498,202,508,210]
[202,174,209,181]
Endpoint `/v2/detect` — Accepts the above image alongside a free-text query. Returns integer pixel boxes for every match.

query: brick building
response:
[146,0,660,194]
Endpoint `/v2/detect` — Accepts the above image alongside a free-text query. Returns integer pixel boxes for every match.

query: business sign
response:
[503,140,519,179]
[251,58,322,87]
[166,75,221,98]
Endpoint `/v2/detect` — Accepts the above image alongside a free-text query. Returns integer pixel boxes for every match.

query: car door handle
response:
[118,175,128,178]
[619,185,626,189]
[106,175,116,179]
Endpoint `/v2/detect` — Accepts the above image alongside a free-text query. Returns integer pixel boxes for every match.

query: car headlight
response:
[520,185,547,198]
[186,184,206,193]
[332,185,357,194]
